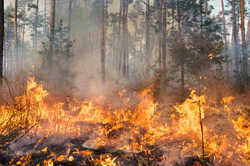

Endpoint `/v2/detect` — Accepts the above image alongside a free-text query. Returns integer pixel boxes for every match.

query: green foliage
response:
[39,19,73,58]
[169,32,224,76]
[168,0,224,80]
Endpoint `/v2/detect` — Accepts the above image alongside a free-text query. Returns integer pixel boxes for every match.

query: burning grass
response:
[0,78,249,165]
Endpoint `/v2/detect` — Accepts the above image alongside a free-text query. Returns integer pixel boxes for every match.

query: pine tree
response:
[34,0,39,52]
[231,0,240,74]
[248,18,250,49]
[100,0,106,82]
[162,0,167,70]
[145,0,151,70]
[221,0,228,76]
[14,0,18,71]
[0,0,4,83]
[240,0,247,79]
[66,0,73,58]
[48,0,55,66]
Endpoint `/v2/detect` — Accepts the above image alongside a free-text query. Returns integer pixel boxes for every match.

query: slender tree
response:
[118,0,122,73]
[248,18,250,41]
[158,0,163,67]
[162,0,167,70]
[66,0,73,58]
[205,0,208,15]
[44,0,47,33]
[100,0,106,82]
[48,0,55,66]
[221,0,229,76]
[248,18,250,49]
[145,0,151,71]
[34,0,39,52]
[177,0,184,96]
[14,0,18,71]
[232,0,239,73]
[0,0,4,83]
[200,0,204,33]
[121,0,129,77]
[14,0,18,48]
[240,0,247,79]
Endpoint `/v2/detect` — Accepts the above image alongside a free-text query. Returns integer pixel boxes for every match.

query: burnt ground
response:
[0,137,214,166]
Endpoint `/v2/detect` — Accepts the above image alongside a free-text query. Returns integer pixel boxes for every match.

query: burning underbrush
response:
[0,78,249,166]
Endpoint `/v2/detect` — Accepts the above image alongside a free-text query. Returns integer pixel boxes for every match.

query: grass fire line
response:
[0,77,248,166]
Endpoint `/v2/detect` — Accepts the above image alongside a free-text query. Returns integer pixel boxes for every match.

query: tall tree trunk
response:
[221,0,229,76]
[248,18,250,50]
[4,21,8,76]
[122,0,129,78]
[171,8,174,29]
[232,0,239,73]
[21,25,25,71]
[158,0,162,68]
[66,0,73,58]
[44,0,47,33]
[0,0,4,83]
[205,0,208,14]
[177,0,184,96]
[145,0,150,71]
[240,0,247,79]
[248,19,250,41]
[118,0,122,74]
[34,0,39,52]
[111,21,117,70]
[48,0,55,66]
[100,0,106,82]
[6,20,10,77]
[200,0,203,33]
[14,0,18,72]
[162,0,167,70]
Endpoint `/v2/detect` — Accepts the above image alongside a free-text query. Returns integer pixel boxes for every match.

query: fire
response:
[1,78,250,165]
[174,90,205,135]
[208,53,214,59]
[92,154,117,166]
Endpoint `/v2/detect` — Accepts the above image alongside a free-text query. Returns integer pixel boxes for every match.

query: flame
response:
[174,90,205,135]
[208,53,214,59]
[92,154,117,166]
[1,78,250,165]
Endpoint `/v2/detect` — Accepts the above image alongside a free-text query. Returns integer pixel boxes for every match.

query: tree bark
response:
[44,0,47,33]
[100,0,106,82]
[248,19,250,41]
[177,0,184,96]
[14,0,18,49]
[162,0,167,70]
[240,0,247,79]
[232,0,239,73]
[221,0,229,76]
[158,0,162,68]
[48,0,55,66]
[21,25,25,71]
[200,0,203,33]
[171,8,174,29]
[0,0,4,83]
[14,0,18,72]
[122,0,129,78]
[248,18,250,50]
[34,0,39,52]
[205,0,208,14]
[118,0,122,74]
[145,0,150,71]
[67,0,73,58]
